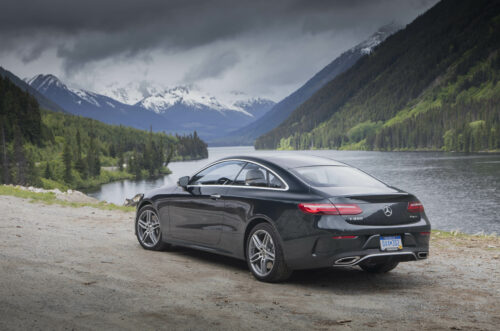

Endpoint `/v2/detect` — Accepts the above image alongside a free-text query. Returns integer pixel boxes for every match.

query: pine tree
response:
[0,122,10,184]
[12,126,27,185]
[144,126,154,177]
[44,162,53,180]
[94,150,101,177]
[87,133,96,177]
[75,129,87,176]
[117,150,124,172]
[63,139,73,183]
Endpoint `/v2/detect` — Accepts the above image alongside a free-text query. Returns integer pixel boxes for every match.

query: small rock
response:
[124,193,144,207]
[337,319,352,324]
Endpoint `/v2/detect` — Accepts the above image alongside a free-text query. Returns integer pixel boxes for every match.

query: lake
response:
[86,146,500,234]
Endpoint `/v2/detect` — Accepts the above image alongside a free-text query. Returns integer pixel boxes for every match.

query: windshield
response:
[292,166,387,188]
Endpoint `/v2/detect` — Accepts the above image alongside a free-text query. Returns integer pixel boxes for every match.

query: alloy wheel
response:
[248,229,276,277]
[137,209,161,248]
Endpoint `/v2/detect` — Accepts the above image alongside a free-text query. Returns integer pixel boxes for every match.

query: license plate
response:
[380,235,403,251]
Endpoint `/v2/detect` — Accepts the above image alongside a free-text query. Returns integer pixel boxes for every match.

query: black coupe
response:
[135,155,431,282]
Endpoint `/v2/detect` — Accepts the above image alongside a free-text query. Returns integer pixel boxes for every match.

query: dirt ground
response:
[0,195,499,330]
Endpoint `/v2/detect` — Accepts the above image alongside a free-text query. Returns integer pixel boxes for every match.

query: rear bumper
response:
[283,230,430,270]
[332,248,427,267]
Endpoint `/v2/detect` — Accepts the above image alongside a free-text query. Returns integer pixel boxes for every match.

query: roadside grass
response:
[0,185,498,244]
[0,185,134,212]
[432,229,498,239]
[432,229,499,250]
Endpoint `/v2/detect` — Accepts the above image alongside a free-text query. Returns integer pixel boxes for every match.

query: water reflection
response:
[86,147,500,234]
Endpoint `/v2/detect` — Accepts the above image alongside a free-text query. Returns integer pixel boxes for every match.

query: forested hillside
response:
[0,76,207,189]
[255,0,500,152]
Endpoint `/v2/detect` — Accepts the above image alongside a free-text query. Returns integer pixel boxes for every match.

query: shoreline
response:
[1,184,498,237]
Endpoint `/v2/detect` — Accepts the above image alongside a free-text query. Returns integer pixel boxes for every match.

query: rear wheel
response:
[246,223,292,282]
[136,205,170,251]
[359,259,399,273]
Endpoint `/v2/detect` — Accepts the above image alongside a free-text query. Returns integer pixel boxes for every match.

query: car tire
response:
[359,259,399,273]
[246,223,292,283]
[135,205,171,251]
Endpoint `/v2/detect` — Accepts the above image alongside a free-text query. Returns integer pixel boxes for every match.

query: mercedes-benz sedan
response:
[135,155,431,282]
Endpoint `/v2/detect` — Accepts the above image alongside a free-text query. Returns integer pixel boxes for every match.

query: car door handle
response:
[210,194,221,200]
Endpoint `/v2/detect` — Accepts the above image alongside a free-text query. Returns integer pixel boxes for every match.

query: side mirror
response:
[178,176,190,188]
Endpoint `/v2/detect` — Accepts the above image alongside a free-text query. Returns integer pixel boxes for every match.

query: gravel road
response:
[0,195,499,330]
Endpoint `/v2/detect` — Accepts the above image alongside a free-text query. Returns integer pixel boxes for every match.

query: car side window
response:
[268,172,285,189]
[189,161,245,186]
[233,163,286,189]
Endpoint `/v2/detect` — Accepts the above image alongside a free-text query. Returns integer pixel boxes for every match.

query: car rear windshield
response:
[292,166,386,188]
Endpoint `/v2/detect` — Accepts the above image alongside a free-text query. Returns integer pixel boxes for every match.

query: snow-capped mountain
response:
[26,74,275,139]
[210,22,401,146]
[105,82,275,118]
[357,22,401,55]
[137,86,252,115]
[26,74,175,132]
[233,97,276,119]
[28,74,102,108]
[102,81,163,105]
[0,67,66,113]
[134,86,275,137]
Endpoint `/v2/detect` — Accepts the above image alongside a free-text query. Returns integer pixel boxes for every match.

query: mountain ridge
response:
[255,0,500,153]
[24,73,275,139]
[209,22,401,146]
[0,67,67,114]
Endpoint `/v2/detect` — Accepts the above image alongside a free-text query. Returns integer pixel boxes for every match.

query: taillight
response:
[408,201,424,213]
[298,203,362,215]
[420,232,431,236]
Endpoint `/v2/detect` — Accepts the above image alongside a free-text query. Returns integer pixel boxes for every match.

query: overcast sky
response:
[0,0,438,102]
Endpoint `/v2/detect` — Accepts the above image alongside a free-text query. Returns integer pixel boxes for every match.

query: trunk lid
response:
[327,189,421,226]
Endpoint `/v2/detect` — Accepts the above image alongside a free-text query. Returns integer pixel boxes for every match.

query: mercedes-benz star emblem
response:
[383,206,393,217]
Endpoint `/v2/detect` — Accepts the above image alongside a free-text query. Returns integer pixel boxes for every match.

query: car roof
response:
[219,154,346,169]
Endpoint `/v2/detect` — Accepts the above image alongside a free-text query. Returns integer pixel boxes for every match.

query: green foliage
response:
[255,0,500,153]
[174,131,208,160]
[0,77,208,189]
[347,121,382,143]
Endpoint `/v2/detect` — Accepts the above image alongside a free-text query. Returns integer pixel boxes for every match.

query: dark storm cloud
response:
[0,0,437,73]
[184,50,240,81]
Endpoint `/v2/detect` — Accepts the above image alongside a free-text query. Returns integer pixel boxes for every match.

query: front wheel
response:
[246,223,292,282]
[135,205,170,251]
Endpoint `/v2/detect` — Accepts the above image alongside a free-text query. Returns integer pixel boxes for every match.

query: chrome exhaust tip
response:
[334,256,361,265]
[417,252,428,259]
